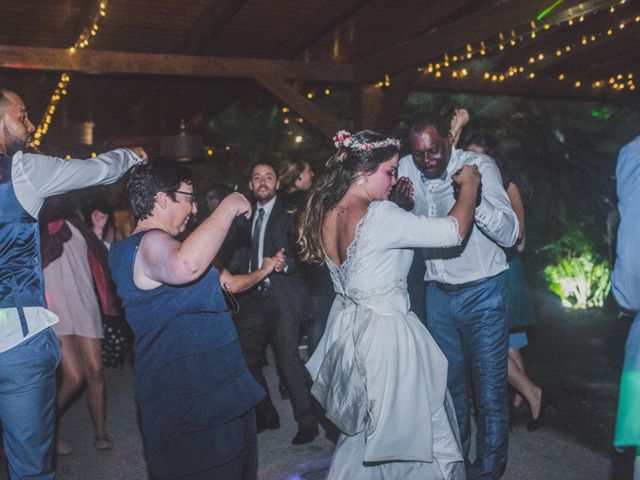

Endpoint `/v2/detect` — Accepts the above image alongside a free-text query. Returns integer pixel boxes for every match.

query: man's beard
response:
[3,126,29,157]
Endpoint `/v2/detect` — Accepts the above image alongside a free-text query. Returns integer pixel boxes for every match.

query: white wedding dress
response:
[307,200,466,480]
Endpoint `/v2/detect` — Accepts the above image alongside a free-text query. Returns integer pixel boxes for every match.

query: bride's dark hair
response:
[297,130,400,264]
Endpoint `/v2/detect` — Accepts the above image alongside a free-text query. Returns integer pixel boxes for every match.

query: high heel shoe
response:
[527,390,556,432]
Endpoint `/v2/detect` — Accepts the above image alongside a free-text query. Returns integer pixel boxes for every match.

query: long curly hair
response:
[297,130,400,264]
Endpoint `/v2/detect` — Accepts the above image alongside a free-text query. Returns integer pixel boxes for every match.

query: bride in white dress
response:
[297,130,481,480]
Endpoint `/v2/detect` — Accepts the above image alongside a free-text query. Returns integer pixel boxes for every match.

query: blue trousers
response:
[0,328,60,480]
[426,273,509,480]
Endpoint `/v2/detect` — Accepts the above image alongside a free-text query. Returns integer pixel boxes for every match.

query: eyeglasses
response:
[174,190,197,204]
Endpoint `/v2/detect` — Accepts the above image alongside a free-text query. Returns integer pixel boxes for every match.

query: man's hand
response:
[261,256,277,274]
[130,147,149,163]
[390,176,414,211]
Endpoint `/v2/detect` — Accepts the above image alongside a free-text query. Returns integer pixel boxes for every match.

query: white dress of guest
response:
[307,200,466,480]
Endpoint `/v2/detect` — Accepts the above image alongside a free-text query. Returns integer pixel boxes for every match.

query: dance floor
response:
[22,288,627,479]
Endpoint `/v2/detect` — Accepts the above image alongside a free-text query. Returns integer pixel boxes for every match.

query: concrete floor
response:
[5,287,630,479]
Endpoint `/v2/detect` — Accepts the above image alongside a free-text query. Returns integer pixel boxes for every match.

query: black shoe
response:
[527,391,555,432]
[256,410,280,433]
[291,425,319,445]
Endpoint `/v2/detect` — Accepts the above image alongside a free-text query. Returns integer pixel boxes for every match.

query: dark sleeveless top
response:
[0,154,46,337]
[108,231,264,479]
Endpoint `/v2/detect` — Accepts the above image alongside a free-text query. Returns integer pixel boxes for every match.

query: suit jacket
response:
[228,196,308,316]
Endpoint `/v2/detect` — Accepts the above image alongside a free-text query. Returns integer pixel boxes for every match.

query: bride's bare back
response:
[322,199,369,268]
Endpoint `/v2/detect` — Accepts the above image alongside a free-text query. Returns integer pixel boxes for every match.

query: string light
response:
[374,74,391,89]
[417,0,637,96]
[31,0,109,148]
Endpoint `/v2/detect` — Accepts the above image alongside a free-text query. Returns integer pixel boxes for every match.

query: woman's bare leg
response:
[508,348,526,408]
[75,336,111,444]
[57,335,84,411]
[56,335,85,454]
[507,350,542,419]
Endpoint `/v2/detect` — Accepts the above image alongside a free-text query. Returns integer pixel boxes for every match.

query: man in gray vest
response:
[0,87,146,479]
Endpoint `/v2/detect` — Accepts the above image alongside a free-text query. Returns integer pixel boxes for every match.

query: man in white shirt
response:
[0,88,146,479]
[398,111,518,480]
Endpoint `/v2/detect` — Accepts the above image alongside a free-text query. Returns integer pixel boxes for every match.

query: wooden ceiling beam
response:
[373,69,419,134]
[0,45,356,83]
[113,0,250,142]
[256,76,341,139]
[273,0,372,58]
[177,0,250,53]
[354,0,608,80]
[413,71,635,101]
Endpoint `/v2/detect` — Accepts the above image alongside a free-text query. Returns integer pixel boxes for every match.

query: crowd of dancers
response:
[3,85,639,480]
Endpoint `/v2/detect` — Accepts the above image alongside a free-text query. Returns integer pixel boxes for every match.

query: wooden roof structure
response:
[1,0,638,151]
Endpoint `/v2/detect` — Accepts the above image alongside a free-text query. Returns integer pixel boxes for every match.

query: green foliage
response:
[542,222,611,309]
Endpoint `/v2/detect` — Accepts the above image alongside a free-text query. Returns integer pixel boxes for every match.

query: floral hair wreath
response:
[333,130,401,152]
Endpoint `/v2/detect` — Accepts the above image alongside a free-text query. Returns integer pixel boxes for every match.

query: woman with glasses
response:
[108,162,268,480]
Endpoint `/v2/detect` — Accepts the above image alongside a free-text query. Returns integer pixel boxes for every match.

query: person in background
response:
[41,197,114,454]
[108,162,265,480]
[466,132,550,432]
[611,135,640,480]
[206,183,231,213]
[228,161,318,445]
[83,198,131,369]
[277,159,315,206]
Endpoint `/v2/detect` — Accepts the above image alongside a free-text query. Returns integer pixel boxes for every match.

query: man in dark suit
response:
[229,161,318,445]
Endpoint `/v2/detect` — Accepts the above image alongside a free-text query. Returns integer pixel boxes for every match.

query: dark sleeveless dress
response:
[108,231,264,479]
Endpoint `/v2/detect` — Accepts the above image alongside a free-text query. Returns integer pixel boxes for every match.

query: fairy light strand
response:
[415,0,637,95]
[31,1,108,148]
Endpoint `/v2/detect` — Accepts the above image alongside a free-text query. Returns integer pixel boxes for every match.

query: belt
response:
[433,276,491,293]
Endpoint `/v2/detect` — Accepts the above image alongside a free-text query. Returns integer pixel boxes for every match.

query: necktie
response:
[250,208,264,272]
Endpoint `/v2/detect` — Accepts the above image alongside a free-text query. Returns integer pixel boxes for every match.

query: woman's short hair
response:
[127,162,192,221]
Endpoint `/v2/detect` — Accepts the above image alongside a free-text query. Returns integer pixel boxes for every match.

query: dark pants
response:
[407,249,427,326]
[235,289,316,429]
[0,328,60,480]
[426,273,509,480]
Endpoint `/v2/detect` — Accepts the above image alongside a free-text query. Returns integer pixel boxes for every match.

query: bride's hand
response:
[390,176,414,211]
[452,165,482,206]
[452,165,481,189]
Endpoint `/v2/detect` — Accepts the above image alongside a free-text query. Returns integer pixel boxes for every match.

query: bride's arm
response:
[376,166,480,249]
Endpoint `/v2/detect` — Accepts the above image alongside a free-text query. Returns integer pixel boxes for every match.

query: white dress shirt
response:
[398,147,519,284]
[0,149,142,353]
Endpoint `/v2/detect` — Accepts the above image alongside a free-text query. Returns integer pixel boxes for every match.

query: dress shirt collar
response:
[253,195,277,230]
[256,195,276,216]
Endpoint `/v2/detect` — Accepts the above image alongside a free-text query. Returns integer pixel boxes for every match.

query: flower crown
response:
[333,130,401,152]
